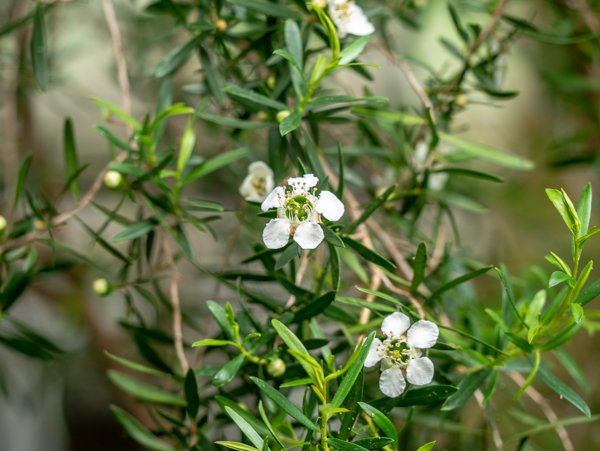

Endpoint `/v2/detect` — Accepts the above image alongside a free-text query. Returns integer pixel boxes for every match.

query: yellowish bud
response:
[455,95,468,107]
[215,19,227,32]
[256,111,270,122]
[0,215,6,234]
[103,170,123,189]
[267,358,286,377]
[266,75,276,90]
[276,110,291,123]
[93,278,112,296]
[34,219,46,231]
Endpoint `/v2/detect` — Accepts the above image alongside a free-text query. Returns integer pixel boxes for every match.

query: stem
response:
[320,411,329,451]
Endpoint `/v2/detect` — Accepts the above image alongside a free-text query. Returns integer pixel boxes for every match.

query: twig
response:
[101,0,132,130]
[509,372,575,451]
[162,238,190,374]
[474,389,503,450]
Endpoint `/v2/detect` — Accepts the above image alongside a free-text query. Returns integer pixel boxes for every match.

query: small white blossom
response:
[260,174,344,250]
[328,0,374,37]
[240,161,275,202]
[365,312,439,397]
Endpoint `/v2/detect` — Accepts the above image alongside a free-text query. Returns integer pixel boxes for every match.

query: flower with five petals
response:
[260,174,344,250]
[364,312,439,397]
[328,0,374,37]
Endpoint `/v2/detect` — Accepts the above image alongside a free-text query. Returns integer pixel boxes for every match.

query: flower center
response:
[333,1,353,20]
[382,338,412,366]
[251,176,268,197]
[284,194,314,222]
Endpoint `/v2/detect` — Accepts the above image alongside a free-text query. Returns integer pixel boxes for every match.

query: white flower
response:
[239,161,275,202]
[328,0,374,37]
[260,174,344,250]
[364,312,439,397]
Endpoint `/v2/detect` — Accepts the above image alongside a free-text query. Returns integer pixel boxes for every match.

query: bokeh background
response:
[1,0,600,450]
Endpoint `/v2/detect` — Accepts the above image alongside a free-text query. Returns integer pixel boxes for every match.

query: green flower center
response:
[384,339,411,366]
[284,194,314,222]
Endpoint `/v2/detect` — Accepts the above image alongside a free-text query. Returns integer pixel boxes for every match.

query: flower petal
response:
[261,186,285,211]
[262,219,291,249]
[316,190,345,221]
[239,176,259,201]
[364,337,383,368]
[344,11,374,36]
[248,161,273,177]
[288,174,319,193]
[379,366,406,398]
[407,320,439,349]
[381,312,411,338]
[293,221,324,250]
[406,357,434,386]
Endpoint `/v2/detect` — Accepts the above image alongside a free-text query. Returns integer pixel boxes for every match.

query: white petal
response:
[379,366,406,398]
[407,320,439,349]
[261,186,285,211]
[239,176,259,201]
[406,357,434,386]
[293,221,324,250]
[288,174,319,194]
[364,337,383,368]
[344,9,374,36]
[248,161,273,177]
[316,190,345,221]
[263,219,291,249]
[381,312,410,338]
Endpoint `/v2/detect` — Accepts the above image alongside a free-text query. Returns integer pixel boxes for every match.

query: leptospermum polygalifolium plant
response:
[1,0,600,450]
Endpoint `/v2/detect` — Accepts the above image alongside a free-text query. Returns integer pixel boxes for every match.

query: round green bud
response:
[276,110,290,123]
[93,278,112,297]
[267,358,286,377]
[266,75,276,90]
[103,170,123,189]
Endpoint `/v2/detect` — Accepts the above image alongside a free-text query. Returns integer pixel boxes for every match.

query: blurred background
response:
[1,0,600,449]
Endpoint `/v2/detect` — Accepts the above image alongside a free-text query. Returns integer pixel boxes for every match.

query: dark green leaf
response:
[13,155,32,212]
[250,377,318,431]
[293,291,336,323]
[327,438,369,451]
[441,369,490,411]
[411,243,427,293]
[185,369,201,417]
[225,0,300,18]
[275,242,300,269]
[538,366,590,417]
[223,85,287,110]
[110,405,175,451]
[339,36,370,65]
[357,402,397,443]
[183,148,248,184]
[212,354,245,387]
[154,37,199,78]
[108,370,186,406]
[223,407,264,449]
[112,220,156,243]
[279,110,302,136]
[341,236,396,272]
[63,118,80,199]
[429,266,492,302]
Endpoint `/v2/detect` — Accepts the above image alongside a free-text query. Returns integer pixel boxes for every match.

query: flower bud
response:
[455,95,468,107]
[215,19,227,32]
[256,111,270,122]
[34,219,46,231]
[276,110,290,123]
[267,358,286,377]
[93,278,112,297]
[0,215,6,235]
[103,170,123,189]
[266,75,276,90]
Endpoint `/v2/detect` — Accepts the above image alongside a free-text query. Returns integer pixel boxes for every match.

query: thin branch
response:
[474,389,504,451]
[286,250,310,308]
[101,0,132,129]
[509,372,575,451]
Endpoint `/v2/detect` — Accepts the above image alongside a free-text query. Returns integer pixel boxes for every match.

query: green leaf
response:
[357,402,397,443]
[30,5,48,90]
[341,236,396,272]
[339,36,370,65]
[91,97,141,132]
[327,438,369,451]
[216,396,273,439]
[112,220,156,243]
[104,351,171,378]
[207,300,235,340]
[250,377,318,431]
[545,188,580,236]
[448,3,469,42]
[345,185,396,234]
[293,291,336,323]
[63,118,80,199]
[177,116,196,175]
[110,405,175,451]
[390,385,457,408]
[225,0,300,18]
[416,441,436,451]
[411,243,427,293]
[433,167,503,183]
[192,338,233,347]
[279,110,302,136]
[430,266,493,302]
[330,332,375,409]
[570,302,585,324]
[577,182,592,236]
[572,260,594,302]
[549,271,572,287]
[108,370,186,406]
[199,47,225,104]
[214,442,259,451]
[439,133,533,170]
[185,368,201,417]
[545,252,572,276]
[183,148,248,184]
[223,406,264,450]
[577,275,600,305]
[213,354,245,387]
[275,242,300,269]
[272,320,323,385]
[223,85,287,110]
[441,369,490,411]
[353,438,395,449]
[538,366,590,417]
[13,155,32,211]
[196,112,270,129]
[95,125,135,152]
[154,37,199,78]
[258,401,286,448]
